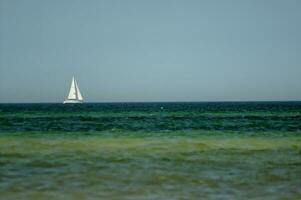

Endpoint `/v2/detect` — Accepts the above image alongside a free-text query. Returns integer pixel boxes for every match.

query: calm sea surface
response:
[0,102,301,199]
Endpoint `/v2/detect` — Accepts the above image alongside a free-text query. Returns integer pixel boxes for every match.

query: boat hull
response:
[63,100,83,104]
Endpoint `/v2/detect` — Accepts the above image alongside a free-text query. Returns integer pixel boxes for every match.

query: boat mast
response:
[74,77,78,100]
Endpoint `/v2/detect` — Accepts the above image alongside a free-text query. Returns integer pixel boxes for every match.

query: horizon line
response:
[1,100,301,104]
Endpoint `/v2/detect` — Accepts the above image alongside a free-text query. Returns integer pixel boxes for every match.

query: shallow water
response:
[0,102,301,199]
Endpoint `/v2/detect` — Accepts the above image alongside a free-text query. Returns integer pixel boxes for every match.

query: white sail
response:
[64,76,83,103]
[67,77,77,100]
[75,80,83,101]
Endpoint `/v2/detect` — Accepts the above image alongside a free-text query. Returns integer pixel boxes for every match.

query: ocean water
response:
[0,102,301,199]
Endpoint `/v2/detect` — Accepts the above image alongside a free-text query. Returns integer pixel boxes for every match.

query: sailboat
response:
[63,76,83,104]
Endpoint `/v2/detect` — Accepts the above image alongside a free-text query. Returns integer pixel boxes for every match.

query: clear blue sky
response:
[0,0,300,103]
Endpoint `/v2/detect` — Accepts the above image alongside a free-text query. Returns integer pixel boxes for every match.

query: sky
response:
[0,0,300,103]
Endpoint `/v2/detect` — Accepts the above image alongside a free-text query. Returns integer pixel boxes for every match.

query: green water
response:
[0,102,301,199]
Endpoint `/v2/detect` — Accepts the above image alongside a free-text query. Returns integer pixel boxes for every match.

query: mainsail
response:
[67,77,77,100]
[64,76,83,103]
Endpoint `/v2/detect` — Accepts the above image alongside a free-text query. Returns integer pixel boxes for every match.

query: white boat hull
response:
[63,100,83,104]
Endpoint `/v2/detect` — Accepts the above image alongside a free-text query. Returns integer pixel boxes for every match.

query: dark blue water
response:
[1,102,301,133]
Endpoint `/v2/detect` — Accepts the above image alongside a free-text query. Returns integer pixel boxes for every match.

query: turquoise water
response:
[0,102,301,199]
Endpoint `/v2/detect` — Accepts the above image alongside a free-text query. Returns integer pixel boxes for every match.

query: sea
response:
[0,102,300,199]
